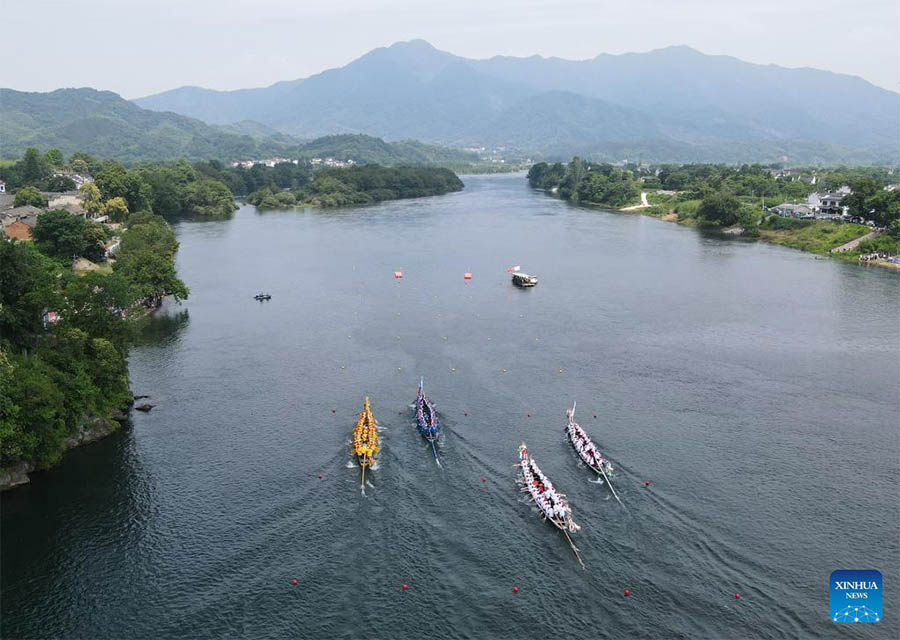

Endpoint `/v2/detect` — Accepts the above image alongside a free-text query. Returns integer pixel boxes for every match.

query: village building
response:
[0,180,5,193]
[1,205,42,241]
[818,192,848,217]
[771,203,813,218]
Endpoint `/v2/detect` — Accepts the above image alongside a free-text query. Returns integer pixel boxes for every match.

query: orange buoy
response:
[464,272,472,280]
[291,579,298,586]
[624,589,630,597]
[394,271,403,279]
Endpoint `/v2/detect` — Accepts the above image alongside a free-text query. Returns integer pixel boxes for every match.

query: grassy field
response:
[759,221,870,254]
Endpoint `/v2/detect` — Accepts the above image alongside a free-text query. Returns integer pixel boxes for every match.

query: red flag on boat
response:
[394,271,403,279]
[506,265,520,273]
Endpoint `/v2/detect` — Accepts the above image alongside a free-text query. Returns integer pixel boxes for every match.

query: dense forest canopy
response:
[245,165,464,208]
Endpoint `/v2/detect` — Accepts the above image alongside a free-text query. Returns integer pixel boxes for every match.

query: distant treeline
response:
[244,165,464,208]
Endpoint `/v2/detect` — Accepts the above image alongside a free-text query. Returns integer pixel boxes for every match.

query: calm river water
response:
[2,174,899,639]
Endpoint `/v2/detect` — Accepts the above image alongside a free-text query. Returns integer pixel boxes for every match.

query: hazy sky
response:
[4,0,897,98]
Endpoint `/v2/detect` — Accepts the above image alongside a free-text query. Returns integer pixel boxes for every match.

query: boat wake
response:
[370,461,381,471]
[345,460,357,469]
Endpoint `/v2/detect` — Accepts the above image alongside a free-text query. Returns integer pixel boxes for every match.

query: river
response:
[2,174,898,639]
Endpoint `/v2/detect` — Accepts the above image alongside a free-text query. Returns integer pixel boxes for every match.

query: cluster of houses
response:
[229,157,299,168]
[1,189,118,258]
[770,186,854,220]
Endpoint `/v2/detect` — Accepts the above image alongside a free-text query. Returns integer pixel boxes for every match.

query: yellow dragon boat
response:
[352,397,379,487]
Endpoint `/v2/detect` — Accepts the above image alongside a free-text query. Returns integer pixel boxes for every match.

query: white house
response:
[0,181,5,193]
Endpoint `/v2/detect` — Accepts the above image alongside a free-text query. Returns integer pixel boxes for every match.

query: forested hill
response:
[0,89,483,168]
[0,88,292,163]
[134,40,899,164]
[295,135,479,167]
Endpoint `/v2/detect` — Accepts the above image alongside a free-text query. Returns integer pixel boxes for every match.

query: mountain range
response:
[134,40,899,163]
[0,88,480,166]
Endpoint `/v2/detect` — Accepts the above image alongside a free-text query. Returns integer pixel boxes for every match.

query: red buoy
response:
[526,413,531,417]
[332,409,335,413]
[593,414,597,419]
[464,411,468,416]
[401,583,408,591]
[291,579,298,586]
[644,480,651,487]
[317,473,322,479]
[512,586,519,593]
[464,272,472,280]
[481,477,486,483]
[624,589,631,597]
[734,593,741,600]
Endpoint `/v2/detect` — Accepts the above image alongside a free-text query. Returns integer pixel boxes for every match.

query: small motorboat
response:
[253,293,272,301]
[512,272,538,287]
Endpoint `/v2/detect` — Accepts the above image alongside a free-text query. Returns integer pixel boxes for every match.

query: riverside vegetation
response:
[244,165,464,208]
[528,159,900,259]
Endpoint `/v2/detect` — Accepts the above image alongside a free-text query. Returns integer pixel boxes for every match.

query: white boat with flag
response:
[565,403,621,504]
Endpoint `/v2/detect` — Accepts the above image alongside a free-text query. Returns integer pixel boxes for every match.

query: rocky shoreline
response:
[0,404,131,492]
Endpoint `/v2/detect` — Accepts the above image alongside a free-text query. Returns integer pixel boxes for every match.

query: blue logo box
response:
[830,570,882,623]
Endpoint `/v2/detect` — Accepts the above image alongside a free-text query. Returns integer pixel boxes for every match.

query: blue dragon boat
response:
[415,377,439,458]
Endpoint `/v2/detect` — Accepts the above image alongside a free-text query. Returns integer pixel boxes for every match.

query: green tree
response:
[79,182,104,218]
[95,163,151,212]
[33,210,85,259]
[14,185,48,208]
[3,354,66,466]
[184,177,236,217]
[20,147,50,185]
[82,219,107,262]
[0,242,62,352]
[62,272,135,347]
[0,349,23,463]
[44,175,76,192]
[44,149,64,168]
[697,192,741,226]
[104,197,129,222]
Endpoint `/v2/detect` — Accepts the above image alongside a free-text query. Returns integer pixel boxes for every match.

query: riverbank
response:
[0,408,129,491]
[618,191,898,270]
